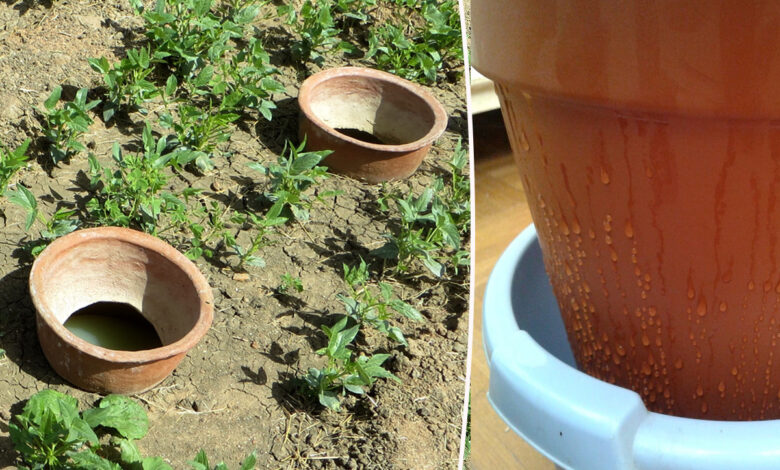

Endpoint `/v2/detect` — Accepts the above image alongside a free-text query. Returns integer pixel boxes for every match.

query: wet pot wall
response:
[472,0,780,420]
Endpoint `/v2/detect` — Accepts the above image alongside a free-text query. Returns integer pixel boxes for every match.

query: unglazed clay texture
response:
[29,227,213,394]
[298,67,447,183]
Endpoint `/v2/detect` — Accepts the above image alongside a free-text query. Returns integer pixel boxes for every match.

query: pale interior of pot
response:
[38,239,201,346]
[308,76,436,145]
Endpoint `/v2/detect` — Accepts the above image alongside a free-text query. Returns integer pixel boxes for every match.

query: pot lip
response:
[298,66,448,153]
[29,226,214,364]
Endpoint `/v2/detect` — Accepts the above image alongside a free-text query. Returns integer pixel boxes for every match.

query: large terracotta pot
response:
[473,1,780,420]
[29,227,213,394]
[298,67,448,183]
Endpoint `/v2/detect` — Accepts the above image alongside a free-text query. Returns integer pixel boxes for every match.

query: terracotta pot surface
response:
[29,227,214,394]
[473,1,780,420]
[298,67,448,183]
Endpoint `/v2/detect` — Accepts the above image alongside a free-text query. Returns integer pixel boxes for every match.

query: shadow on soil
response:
[0,266,67,388]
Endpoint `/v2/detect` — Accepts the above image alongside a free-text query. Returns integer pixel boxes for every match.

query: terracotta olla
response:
[297,67,448,183]
[473,1,780,420]
[29,227,213,394]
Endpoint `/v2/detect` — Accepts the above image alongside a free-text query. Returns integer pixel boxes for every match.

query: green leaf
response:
[69,449,122,470]
[318,390,340,410]
[390,299,423,321]
[142,456,173,470]
[118,437,143,464]
[189,449,210,470]
[239,452,257,470]
[290,151,329,175]
[44,86,62,110]
[82,394,149,440]
[165,75,178,97]
[6,185,38,231]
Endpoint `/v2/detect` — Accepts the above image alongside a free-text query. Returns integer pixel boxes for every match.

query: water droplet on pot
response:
[696,384,704,396]
[732,366,739,376]
[617,344,626,356]
[520,128,530,151]
[600,168,610,184]
[624,221,634,238]
[719,301,727,312]
[674,358,683,369]
[696,297,708,317]
[718,381,726,393]
[642,334,650,346]
[701,402,708,414]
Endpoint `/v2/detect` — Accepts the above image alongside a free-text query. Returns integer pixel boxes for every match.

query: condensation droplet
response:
[642,334,650,346]
[718,381,726,393]
[642,363,652,375]
[674,358,683,369]
[732,367,739,376]
[519,127,530,151]
[749,281,756,291]
[624,221,634,239]
[588,229,596,240]
[696,384,704,397]
[617,344,626,356]
[610,249,618,262]
[701,402,708,414]
[696,297,707,317]
[719,301,727,312]
[600,168,611,184]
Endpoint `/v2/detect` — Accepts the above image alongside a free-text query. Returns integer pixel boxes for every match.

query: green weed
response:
[85,123,188,235]
[0,139,31,194]
[40,87,100,164]
[278,0,357,66]
[339,258,423,345]
[222,205,287,268]
[249,140,336,222]
[278,272,304,294]
[366,0,463,84]
[88,46,161,122]
[6,185,80,256]
[10,389,258,470]
[303,316,399,410]
[190,449,258,470]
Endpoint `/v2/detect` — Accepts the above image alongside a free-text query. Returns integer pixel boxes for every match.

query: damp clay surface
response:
[474,0,780,421]
[500,93,780,421]
[0,1,469,467]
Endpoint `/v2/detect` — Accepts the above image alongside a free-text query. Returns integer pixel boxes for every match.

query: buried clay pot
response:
[29,227,213,394]
[298,67,448,183]
[473,1,780,420]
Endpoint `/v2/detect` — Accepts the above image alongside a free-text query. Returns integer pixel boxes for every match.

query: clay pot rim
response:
[29,226,214,364]
[298,66,449,153]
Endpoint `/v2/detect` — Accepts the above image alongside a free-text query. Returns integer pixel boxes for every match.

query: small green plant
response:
[339,258,423,345]
[278,0,356,66]
[0,138,31,193]
[40,87,100,164]
[10,389,257,469]
[85,123,187,235]
[160,101,239,172]
[303,316,398,410]
[190,449,257,470]
[249,140,336,222]
[140,0,246,80]
[222,205,288,268]
[366,0,463,84]
[9,390,158,470]
[6,185,80,256]
[277,272,304,294]
[88,46,161,122]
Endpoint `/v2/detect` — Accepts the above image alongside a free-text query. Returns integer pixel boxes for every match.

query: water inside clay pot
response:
[64,301,163,351]
[334,127,398,145]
